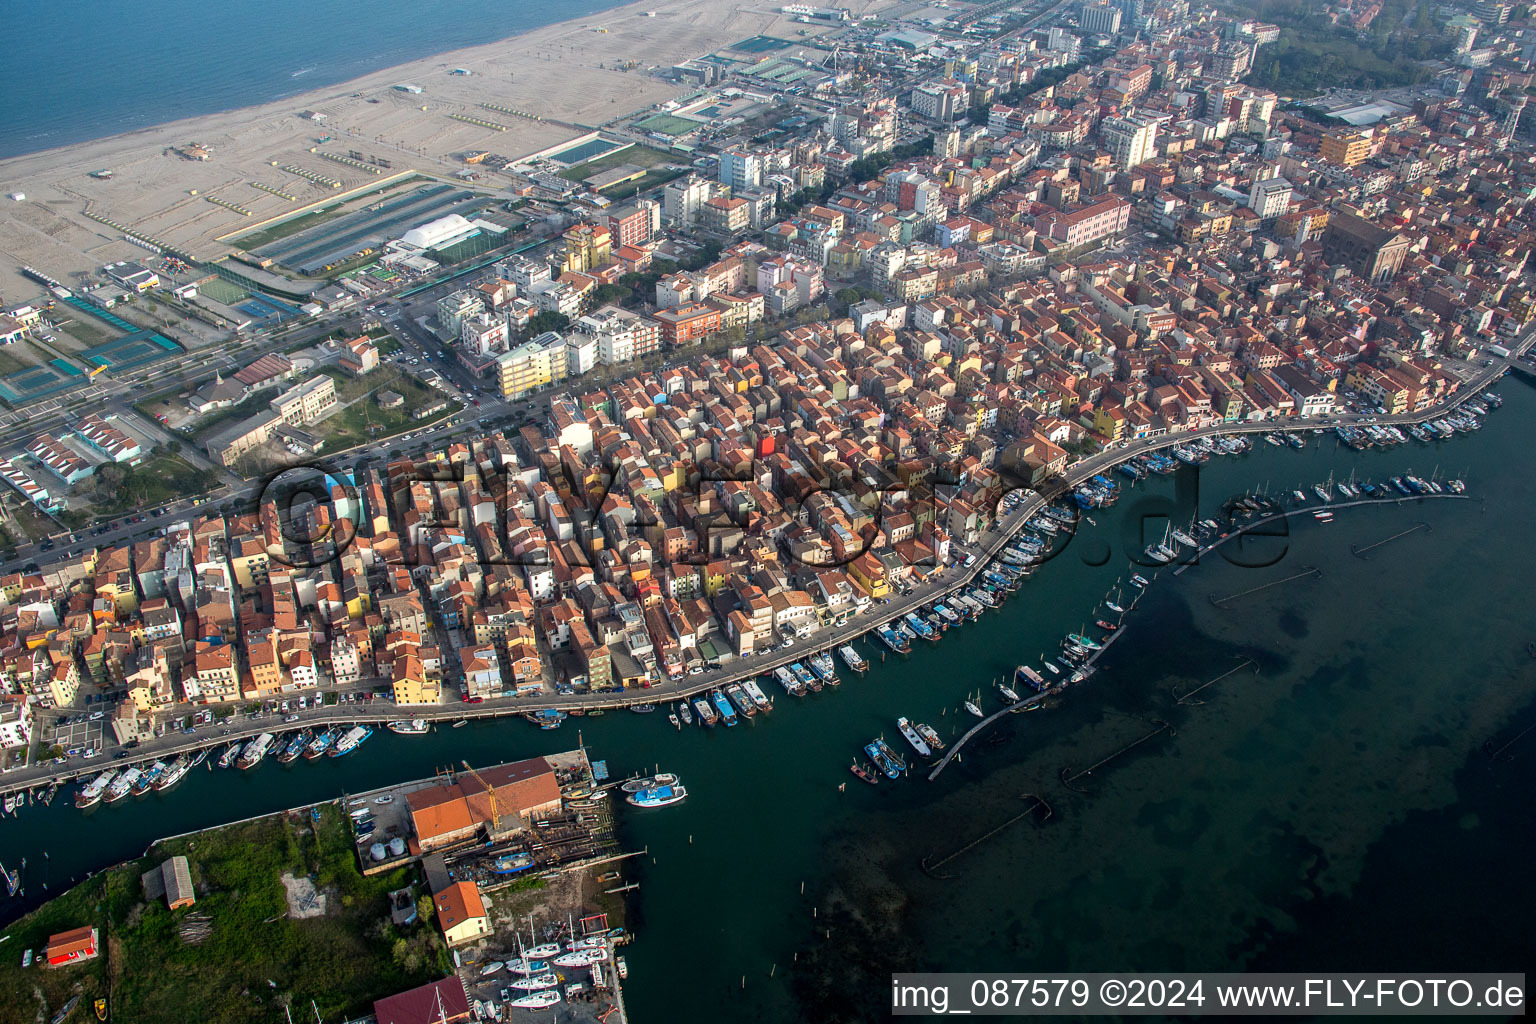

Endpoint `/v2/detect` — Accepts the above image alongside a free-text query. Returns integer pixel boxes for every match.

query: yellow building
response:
[391,655,440,705]
[1320,129,1372,167]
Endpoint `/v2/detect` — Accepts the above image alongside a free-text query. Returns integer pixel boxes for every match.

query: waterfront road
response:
[0,332,1529,798]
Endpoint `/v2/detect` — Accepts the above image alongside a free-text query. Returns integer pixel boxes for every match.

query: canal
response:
[2,378,1534,1023]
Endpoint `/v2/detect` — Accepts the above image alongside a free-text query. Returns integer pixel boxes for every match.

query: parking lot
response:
[49,713,106,757]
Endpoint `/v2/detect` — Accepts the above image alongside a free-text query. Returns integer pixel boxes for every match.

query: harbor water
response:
[0,0,628,160]
[1,381,1533,1022]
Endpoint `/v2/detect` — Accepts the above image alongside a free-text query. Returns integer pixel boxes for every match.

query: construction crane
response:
[460,760,501,832]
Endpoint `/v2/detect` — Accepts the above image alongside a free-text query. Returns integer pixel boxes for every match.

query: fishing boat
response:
[963,700,984,718]
[628,704,656,714]
[668,709,680,728]
[525,709,567,730]
[93,998,107,1022]
[386,719,429,735]
[304,729,335,759]
[132,761,166,796]
[275,733,307,765]
[330,725,373,756]
[790,662,820,693]
[837,644,868,674]
[999,680,1022,702]
[773,666,805,697]
[849,761,879,785]
[509,991,562,1010]
[933,603,962,627]
[692,696,718,727]
[153,755,192,792]
[808,651,840,685]
[710,689,738,727]
[217,742,240,769]
[876,624,911,654]
[897,717,931,757]
[49,996,80,1024]
[1067,632,1101,651]
[491,851,535,875]
[913,721,945,752]
[105,768,140,804]
[724,683,757,718]
[2,862,18,897]
[76,770,116,810]
[621,773,679,793]
[864,739,905,779]
[677,701,693,726]
[238,733,274,770]
[741,679,773,712]
[626,783,687,808]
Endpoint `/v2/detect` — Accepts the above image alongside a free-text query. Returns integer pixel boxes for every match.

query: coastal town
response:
[1,0,1535,1016]
[0,0,1533,784]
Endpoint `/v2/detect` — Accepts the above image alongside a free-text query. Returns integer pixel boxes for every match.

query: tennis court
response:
[0,360,84,406]
[547,137,627,166]
[730,35,793,53]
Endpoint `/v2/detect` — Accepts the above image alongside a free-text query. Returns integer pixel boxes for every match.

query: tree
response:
[416,894,434,924]
[526,311,571,336]
[591,283,632,307]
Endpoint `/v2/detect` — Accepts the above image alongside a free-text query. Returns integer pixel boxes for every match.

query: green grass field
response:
[558,144,676,182]
[633,113,699,137]
[0,806,447,1024]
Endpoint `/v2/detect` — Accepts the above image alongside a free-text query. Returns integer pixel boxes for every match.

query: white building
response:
[436,290,483,337]
[1247,176,1293,219]
[1100,114,1159,170]
[460,310,509,355]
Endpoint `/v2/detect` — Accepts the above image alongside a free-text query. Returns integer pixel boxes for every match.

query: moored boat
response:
[741,678,773,712]
[76,769,116,809]
[386,719,429,735]
[964,700,984,718]
[238,733,274,770]
[275,732,307,765]
[621,773,679,793]
[897,717,931,757]
[773,666,805,696]
[153,756,191,792]
[626,783,687,808]
[837,644,868,674]
[132,761,166,796]
[724,683,756,718]
[913,721,945,752]
[692,696,718,727]
[303,729,335,759]
[105,768,140,804]
[217,742,240,769]
[850,761,879,785]
[710,689,738,727]
[330,725,373,756]
[998,681,1021,703]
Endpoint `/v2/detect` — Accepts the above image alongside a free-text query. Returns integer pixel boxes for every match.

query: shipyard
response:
[2,0,1536,1018]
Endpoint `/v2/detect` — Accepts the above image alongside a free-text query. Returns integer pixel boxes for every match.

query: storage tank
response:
[370,842,387,862]
[389,837,406,857]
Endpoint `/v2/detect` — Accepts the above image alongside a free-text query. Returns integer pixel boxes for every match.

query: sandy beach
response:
[0,0,896,299]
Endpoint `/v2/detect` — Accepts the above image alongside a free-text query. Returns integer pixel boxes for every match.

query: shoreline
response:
[0,0,896,295]
[0,355,1516,801]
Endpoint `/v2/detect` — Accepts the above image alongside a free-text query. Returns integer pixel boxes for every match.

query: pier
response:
[1059,718,1176,793]
[1352,522,1431,558]
[1173,659,1259,705]
[919,795,1052,878]
[1210,567,1322,608]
